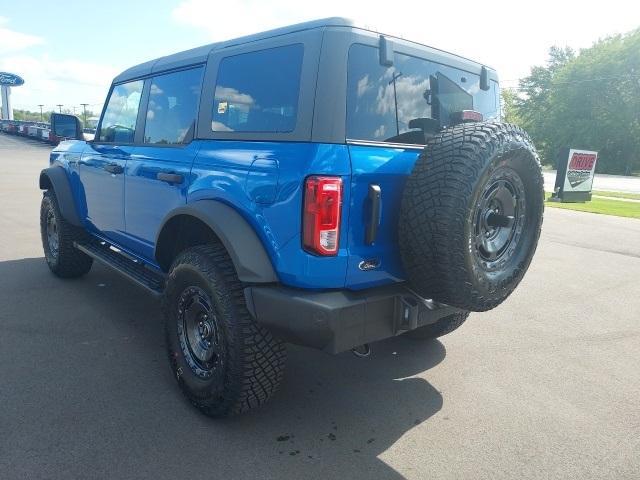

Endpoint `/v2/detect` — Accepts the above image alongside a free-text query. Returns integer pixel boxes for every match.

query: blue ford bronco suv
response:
[40,18,544,417]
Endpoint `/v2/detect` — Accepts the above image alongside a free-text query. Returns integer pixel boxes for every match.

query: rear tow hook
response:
[351,344,371,358]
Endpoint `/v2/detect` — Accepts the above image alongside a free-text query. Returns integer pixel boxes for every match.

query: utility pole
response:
[56,104,63,113]
[389,72,403,137]
[38,104,44,122]
[80,103,89,125]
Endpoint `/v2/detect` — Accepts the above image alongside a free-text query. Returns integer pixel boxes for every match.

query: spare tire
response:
[399,122,544,312]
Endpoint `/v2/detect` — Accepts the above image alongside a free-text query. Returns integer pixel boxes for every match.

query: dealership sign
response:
[551,148,598,202]
[1,72,25,120]
[0,72,25,87]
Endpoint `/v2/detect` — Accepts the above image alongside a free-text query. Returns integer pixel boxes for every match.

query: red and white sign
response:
[563,149,598,193]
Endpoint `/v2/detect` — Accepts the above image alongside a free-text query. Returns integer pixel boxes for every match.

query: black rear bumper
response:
[244,283,463,354]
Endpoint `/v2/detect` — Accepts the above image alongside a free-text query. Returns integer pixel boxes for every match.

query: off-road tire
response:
[162,244,286,417]
[40,190,93,278]
[399,122,544,312]
[406,311,470,340]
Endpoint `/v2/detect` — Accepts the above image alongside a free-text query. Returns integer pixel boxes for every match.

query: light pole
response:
[38,104,44,122]
[80,103,89,125]
[56,104,63,113]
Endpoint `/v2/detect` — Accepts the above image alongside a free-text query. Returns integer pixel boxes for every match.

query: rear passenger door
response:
[123,66,204,261]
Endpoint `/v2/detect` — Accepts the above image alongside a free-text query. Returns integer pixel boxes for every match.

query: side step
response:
[75,239,166,295]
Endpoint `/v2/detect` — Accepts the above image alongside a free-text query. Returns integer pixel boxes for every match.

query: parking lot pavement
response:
[1,133,639,480]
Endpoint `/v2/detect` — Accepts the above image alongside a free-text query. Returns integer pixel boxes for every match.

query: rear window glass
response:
[212,44,303,133]
[346,44,499,144]
[144,66,204,145]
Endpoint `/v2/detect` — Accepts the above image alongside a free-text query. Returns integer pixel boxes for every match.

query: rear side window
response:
[98,80,143,143]
[211,44,303,133]
[144,66,204,144]
[346,44,498,144]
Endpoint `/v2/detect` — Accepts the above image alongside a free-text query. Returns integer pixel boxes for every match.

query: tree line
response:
[11,108,99,125]
[503,28,639,175]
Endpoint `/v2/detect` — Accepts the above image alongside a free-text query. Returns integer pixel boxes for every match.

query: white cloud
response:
[171,0,640,83]
[0,54,119,112]
[0,17,121,113]
[0,17,43,55]
[214,86,255,105]
[356,75,371,98]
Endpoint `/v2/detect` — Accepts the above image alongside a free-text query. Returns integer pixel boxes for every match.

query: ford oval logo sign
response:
[0,72,25,87]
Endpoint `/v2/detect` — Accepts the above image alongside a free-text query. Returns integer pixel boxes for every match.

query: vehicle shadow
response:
[0,257,445,480]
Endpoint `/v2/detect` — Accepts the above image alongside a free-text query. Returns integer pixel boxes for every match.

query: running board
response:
[75,239,165,295]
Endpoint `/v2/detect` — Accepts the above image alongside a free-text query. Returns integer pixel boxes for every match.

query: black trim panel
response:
[38,167,82,226]
[155,200,278,283]
[245,283,463,353]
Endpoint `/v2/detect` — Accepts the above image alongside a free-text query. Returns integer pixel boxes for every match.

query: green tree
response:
[13,109,49,122]
[516,46,575,164]
[515,31,640,174]
[501,88,521,125]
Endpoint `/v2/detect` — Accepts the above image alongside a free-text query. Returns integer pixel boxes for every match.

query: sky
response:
[0,0,638,114]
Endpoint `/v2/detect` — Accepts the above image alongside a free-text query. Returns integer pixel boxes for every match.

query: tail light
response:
[303,176,343,256]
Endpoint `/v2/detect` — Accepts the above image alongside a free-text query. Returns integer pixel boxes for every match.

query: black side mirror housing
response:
[379,35,393,67]
[50,113,83,140]
[480,66,490,91]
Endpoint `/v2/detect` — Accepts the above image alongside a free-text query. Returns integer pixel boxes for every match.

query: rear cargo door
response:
[345,143,421,289]
[343,43,432,289]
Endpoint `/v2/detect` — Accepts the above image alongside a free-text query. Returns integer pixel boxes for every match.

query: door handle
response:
[104,163,124,174]
[365,184,382,245]
[157,172,184,184]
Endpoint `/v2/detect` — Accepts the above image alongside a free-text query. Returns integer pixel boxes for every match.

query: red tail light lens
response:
[303,176,343,256]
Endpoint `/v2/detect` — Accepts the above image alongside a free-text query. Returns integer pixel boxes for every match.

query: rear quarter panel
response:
[189,141,352,289]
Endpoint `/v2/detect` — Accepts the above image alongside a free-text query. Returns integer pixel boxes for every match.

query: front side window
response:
[98,80,143,143]
[347,44,499,144]
[212,44,304,133]
[144,66,204,144]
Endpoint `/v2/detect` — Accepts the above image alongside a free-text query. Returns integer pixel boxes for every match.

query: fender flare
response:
[39,166,82,226]
[155,200,278,283]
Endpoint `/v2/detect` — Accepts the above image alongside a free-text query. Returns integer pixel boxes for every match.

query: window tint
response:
[144,67,204,144]
[98,80,143,143]
[346,44,499,144]
[212,44,303,133]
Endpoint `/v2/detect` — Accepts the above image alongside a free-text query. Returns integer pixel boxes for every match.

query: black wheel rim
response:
[176,286,224,379]
[472,168,526,271]
[46,208,59,258]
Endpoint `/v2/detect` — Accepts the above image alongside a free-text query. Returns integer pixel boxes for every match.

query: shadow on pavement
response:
[0,257,445,479]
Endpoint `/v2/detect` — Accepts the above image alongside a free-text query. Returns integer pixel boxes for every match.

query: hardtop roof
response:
[113,17,494,84]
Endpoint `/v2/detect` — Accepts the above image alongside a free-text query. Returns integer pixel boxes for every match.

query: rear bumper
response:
[244,283,464,354]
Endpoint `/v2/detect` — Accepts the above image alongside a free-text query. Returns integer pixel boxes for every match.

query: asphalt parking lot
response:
[1,133,639,480]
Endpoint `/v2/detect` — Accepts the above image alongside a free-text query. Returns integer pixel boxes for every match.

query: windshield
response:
[346,44,500,144]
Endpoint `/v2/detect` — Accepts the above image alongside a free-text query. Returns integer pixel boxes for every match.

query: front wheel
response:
[162,244,286,417]
[40,190,93,278]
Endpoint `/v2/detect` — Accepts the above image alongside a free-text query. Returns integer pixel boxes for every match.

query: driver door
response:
[79,80,144,245]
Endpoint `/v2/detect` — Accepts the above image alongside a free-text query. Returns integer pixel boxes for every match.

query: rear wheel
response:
[406,312,469,340]
[162,244,286,417]
[399,122,544,312]
[40,190,93,278]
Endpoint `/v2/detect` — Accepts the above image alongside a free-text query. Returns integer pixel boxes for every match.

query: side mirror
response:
[50,113,83,141]
[480,66,490,91]
[379,35,394,67]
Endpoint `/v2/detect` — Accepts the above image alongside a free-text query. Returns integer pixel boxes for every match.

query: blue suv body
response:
[40,18,519,416]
